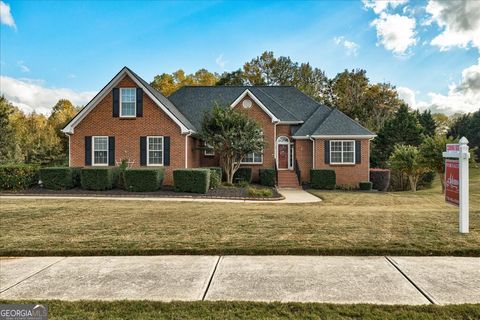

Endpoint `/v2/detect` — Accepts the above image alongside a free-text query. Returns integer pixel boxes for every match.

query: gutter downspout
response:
[185,130,193,168]
[273,120,279,164]
[309,135,315,169]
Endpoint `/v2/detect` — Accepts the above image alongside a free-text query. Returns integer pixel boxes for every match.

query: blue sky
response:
[1,0,479,114]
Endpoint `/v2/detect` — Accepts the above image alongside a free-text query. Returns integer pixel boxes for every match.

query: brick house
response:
[63,67,376,187]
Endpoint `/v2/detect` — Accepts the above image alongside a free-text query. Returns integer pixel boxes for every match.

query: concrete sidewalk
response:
[1,256,478,304]
[0,189,321,204]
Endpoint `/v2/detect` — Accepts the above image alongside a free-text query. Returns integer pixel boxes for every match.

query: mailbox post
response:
[442,137,470,234]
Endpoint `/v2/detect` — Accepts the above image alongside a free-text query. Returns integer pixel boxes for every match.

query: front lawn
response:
[0,301,479,320]
[0,167,478,256]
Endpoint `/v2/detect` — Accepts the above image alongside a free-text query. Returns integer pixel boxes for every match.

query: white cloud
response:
[426,0,480,50]
[333,36,359,56]
[0,1,16,29]
[397,86,417,107]
[363,0,408,14]
[17,60,30,73]
[371,12,417,55]
[398,59,480,114]
[215,54,228,70]
[0,76,96,115]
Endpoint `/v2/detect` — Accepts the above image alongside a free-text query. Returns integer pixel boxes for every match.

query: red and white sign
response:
[446,144,459,152]
[445,159,459,206]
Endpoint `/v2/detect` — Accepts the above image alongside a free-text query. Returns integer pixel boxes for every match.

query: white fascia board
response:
[277,121,303,124]
[62,68,190,134]
[310,135,377,139]
[230,89,279,123]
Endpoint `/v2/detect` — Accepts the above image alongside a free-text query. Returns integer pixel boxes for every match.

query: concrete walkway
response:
[0,189,321,204]
[1,256,478,304]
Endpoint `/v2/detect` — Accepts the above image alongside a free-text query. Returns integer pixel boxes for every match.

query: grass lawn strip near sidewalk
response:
[0,167,478,256]
[0,301,479,320]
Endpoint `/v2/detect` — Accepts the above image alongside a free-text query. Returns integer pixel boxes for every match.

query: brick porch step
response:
[277,170,300,188]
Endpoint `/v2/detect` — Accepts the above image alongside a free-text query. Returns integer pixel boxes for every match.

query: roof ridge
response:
[255,87,299,120]
[180,85,295,88]
[330,108,374,134]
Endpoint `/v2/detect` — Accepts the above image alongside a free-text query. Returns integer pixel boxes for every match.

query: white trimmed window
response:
[330,140,355,164]
[93,136,108,166]
[120,88,136,117]
[204,142,215,156]
[242,152,263,164]
[147,136,163,166]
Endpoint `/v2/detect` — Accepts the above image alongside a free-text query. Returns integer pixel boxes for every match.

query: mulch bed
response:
[0,185,283,201]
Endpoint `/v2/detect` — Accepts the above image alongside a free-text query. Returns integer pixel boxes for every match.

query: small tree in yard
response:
[388,144,429,192]
[420,135,456,192]
[201,106,265,184]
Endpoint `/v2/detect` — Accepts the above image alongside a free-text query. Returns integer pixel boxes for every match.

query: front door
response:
[278,144,288,169]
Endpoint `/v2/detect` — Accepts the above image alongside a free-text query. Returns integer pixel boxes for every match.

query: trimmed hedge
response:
[370,168,391,192]
[80,167,119,191]
[310,169,336,190]
[0,164,38,190]
[40,167,75,190]
[209,168,221,189]
[359,181,373,191]
[123,168,165,192]
[233,167,252,183]
[173,169,210,194]
[259,168,276,187]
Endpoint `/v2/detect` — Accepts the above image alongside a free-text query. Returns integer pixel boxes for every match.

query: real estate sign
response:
[442,137,470,234]
[445,159,459,206]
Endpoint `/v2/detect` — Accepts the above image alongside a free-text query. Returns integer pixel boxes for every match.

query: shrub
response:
[233,167,252,183]
[369,168,391,192]
[0,164,38,190]
[123,168,165,192]
[173,169,210,194]
[247,186,273,198]
[418,171,436,190]
[208,167,222,189]
[237,180,249,188]
[71,167,82,187]
[310,169,336,189]
[336,184,357,191]
[259,168,276,187]
[40,167,75,190]
[359,181,373,191]
[80,167,118,191]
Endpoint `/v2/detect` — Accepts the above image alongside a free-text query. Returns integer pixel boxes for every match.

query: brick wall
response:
[70,74,186,185]
[314,139,370,186]
[295,139,313,183]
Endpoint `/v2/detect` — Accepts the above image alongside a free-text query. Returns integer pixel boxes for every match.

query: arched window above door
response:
[277,136,289,144]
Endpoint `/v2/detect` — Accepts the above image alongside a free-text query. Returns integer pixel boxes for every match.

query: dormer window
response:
[120,88,136,117]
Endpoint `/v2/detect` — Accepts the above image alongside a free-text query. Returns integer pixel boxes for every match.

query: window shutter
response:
[85,136,92,166]
[324,140,330,164]
[164,136,170,166]
[140,136,147,166]
[108,136,115,166]
[112,88,120,117]
[136,88,143,117]
[355,140,361,164]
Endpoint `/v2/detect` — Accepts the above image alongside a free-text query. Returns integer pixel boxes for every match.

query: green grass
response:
[0,300,478,320]
[0,167,479,256]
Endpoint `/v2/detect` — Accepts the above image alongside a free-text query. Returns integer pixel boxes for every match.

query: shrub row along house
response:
[62,67,376,187]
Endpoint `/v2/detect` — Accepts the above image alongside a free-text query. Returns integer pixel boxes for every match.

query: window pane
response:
[343,151,354,163]
[331,151,342,163]
[331,141,342,152]
[343,141,354,152]
[254,152,262,163]
[121,88,136,116]
[148,137,163,165]
[93,137,108,164]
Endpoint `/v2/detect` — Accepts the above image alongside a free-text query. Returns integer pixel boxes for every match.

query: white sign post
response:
[442,137,470,234]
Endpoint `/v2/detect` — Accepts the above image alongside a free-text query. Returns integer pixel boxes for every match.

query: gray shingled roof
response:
[168,86,325,131]
[311,109,374,136]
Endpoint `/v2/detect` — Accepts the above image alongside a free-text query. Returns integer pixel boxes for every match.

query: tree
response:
[388,144,429,192]
[362,83,403,132]
[216,69,246,85]
[415,109,436,137]
[201,106,265,184]
[448,109,480,161]
[420,135,456,192]
[48,99,78,164]
[150,69,219,96]
[371,104,425,168]
[0,96,17,163]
